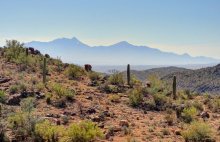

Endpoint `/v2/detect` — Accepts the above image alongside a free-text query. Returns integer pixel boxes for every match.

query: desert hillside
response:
[123,65,220,94]
[0,40,220,142]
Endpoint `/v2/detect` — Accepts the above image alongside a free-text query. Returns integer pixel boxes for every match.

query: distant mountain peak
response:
[113,41,133,47]
[182,53,190,57]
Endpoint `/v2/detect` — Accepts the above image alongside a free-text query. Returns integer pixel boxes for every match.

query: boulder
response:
[0,77,11,84]
[7,95,21,106]
[86,108,96,114]
[84,64,92,72]
[200,111,210,119]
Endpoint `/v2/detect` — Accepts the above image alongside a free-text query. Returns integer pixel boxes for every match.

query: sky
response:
[0,0,220,58]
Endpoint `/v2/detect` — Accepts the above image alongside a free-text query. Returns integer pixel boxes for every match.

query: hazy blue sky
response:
[0,0,220,58]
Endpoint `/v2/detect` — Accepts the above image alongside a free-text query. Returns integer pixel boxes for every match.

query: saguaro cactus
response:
[127,64,131,86]
[173,75,177,100]
[43,57,47,84]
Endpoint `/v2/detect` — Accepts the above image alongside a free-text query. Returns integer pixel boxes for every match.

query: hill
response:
[162,64,220,93]
[123,66,191,81]
[25,37,219,65]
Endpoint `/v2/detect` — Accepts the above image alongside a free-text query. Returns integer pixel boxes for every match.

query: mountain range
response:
[25,37,219,65]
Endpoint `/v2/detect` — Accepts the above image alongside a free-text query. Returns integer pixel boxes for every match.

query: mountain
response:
[25,37,220,65]
[162,64,220,93]
[123,66,192,81]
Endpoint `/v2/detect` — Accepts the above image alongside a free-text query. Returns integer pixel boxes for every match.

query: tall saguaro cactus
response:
[173,75,177,100]
[127,64,131,86]
[43,57,47,84]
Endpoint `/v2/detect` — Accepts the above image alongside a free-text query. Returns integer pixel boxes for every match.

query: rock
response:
[102,110,111,117]
[35,92,45,99]
[84,64,92,72]
[46,113,54,117]
[0,77,11,84]
[56,119,61,125]
[200,111,210,119]
[98,122,105,128]
[92,116,102,122]
[7,95,21,106]
[145,81,151,88]
[85,96,93,101]
[113,126,122,132]
[119,120,129,127]
[86,108,96,114]
[175,130,181,135]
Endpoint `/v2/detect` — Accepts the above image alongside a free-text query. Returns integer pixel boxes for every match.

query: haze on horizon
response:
[0,0,220,59]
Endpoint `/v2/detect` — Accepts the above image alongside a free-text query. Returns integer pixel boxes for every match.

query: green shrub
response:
[20,98,35,113]
[129,88,143,107]
[52,83,75,100]
[65,65,85,80]
[0,91,6,103]
[181,121,214,142]
[9,85,19,94]
[130,75,141,87]
[89,72,101,81]
[143,99,156,110]
[147,75,164,94]
[62,120,103,142]
[181,106,197,123]
[108,95,120,103]
[208,98,220,112]
[108,72,124,86]
[35,120,63,142]
[192,101,204,112]
[164,110,176,126]
[153,93,167,107]
[35,82,45,92]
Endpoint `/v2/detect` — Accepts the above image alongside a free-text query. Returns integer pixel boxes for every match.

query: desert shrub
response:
[20,98,35,113]
[129,88,144,107]
[0,91,6,103]
[108,95,120,103]
[99,83,124,93]
[178,91,188,100]
[162,128,170,135]
[208,98,220,112]
[181,121,214,142]
[152,93,168,110]
[192,101,204,112]
[108,72,124,86]
[181,106,197,123]
[130,75,141,87]
[62,120,103,142]
[143,99,156,110]
[35,82,45,92]
[35,120,63,142]
[65,65,85,80]
[52,83,75,100]
[89,72,101,81]
[147,75,164,95]
[53,57,63,73]
[8,112,38,139]
[184,90,195,99]
[9,85,19,94]
[0,122,9,142]
[18,83,27,92]
[3,40,25,62]
[164,110,176,126]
